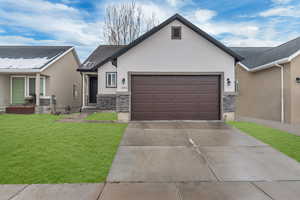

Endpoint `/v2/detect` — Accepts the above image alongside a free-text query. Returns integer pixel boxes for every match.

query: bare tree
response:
[103,1,159,45]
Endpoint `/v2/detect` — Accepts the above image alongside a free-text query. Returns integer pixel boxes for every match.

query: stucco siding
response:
[98,62,117,94]
[290,54,300,124]
[43,50,81,110]
[0,74,10,107]
[115,20,235,93]
[236,65,286,122]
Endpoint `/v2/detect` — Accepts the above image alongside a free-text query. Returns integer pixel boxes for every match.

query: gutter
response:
[237,49,300,72]
[275,63,285,123]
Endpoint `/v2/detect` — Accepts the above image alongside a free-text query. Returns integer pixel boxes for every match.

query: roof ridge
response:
[274,36,300,48]
[256,37,300,56]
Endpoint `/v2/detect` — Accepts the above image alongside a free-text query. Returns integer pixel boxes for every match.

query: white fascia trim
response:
[0,69,40,73]
[239,49,300,72]
[40,47,75,72]
[288,49,300,61]
[250,57,289,72]
[237,62,251,71]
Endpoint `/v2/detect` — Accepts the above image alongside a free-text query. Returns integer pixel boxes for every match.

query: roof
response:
[79,45,125,71]
[0,46,73,71]
[231,36,300,70]
[78,14,243,72]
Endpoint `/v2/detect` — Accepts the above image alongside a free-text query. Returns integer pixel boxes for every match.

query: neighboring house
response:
[78,14,242,121]
[233,37,300,124]
[0,46,82,113]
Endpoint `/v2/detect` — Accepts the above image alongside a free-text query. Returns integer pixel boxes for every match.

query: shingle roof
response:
[231,36,300,69]
[78,45,125,71]
[0,46,72,69]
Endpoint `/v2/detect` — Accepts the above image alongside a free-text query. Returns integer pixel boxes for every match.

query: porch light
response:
[122,78,126,85]
[296,77,300,83]
[226,78,231,86]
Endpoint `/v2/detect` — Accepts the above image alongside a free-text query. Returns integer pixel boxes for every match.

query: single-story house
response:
[78,14,243,121]
[0,46,82,113]
[233,37,300,124]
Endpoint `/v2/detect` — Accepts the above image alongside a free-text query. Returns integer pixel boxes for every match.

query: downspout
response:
[275,63,284,123]
[81,72,85,110]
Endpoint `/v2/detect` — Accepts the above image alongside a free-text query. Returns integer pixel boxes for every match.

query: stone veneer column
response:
[116,93,130,112]
[223,93,236,120]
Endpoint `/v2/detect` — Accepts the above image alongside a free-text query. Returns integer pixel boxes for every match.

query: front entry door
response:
[89,77,98,104]
[12,77,25,105]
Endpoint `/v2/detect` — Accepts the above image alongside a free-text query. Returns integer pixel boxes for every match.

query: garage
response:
[131,75,221,120]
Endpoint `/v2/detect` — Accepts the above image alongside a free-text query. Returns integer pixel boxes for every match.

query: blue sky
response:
[0,0,300,61]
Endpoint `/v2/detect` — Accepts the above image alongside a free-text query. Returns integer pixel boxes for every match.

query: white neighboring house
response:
[78,14,242,121]
[0,46,82,113]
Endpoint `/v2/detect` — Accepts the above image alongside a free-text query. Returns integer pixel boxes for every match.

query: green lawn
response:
[228,121,300,162]
[85,112,117,121]
[0,114,127,184]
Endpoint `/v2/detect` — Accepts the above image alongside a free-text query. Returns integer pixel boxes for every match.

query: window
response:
[106,72,117,88]
[171,26,182,40]
[73,84,78,99]
[27,77,46,96]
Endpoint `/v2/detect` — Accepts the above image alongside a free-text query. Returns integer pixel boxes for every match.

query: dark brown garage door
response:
[131,75,220,120]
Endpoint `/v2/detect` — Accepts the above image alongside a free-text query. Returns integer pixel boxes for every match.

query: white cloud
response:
[222,36,281,47]
[136,1,174,21]
[194,9,217,22]
[166,0,191,8]
[0,0,102,46]
[188,10,259,38]
[271,0,293,4]
[259,6,300,17]
[0,0,102,60]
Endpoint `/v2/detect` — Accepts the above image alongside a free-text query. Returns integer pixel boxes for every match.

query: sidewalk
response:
[2,182,300,200]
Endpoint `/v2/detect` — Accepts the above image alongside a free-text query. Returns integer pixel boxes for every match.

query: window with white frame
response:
[27,76,46,97]
[106,72,117,88]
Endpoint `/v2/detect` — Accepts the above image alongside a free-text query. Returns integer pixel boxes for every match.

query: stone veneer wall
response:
[96,94,116,110]
[116,94,130,112]
[223,94,236,113]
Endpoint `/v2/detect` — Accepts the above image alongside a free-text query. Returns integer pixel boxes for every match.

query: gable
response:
[118,19,235,68]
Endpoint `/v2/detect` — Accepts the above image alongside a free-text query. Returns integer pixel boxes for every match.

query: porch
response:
[82,73,98,108]
[0,73,50,113]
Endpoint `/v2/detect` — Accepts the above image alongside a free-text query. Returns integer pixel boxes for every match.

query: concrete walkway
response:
[238,116,300,136]
[1,121,300,200]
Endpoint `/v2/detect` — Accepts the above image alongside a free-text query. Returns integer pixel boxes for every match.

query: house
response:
[78,14,242,121]
[0,46,82,113]
[233,37,300,124]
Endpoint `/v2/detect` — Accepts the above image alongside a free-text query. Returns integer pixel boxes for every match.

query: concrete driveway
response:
[108,121,300,182]
[2,121,300,200]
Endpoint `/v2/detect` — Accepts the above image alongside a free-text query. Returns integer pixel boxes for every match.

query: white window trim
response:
[10,75,26,104]
[26,76,46,97]
[106,72,117,88]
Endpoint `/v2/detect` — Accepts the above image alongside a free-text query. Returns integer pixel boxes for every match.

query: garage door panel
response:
[132,76,219,84]
[133,84,219,92]
[132,112,219,121]
[132,103,220,112]
[131,75,220,120]
[132,94,219,103]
